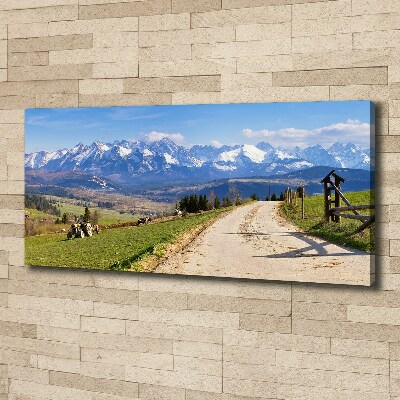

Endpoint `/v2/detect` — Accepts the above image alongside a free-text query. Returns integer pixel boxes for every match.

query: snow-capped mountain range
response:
[25,138,372,185]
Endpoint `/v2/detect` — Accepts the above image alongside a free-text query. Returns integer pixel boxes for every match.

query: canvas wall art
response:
[25,101,375,285]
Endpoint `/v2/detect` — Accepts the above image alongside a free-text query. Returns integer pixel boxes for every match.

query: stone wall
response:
[0,0,398,398]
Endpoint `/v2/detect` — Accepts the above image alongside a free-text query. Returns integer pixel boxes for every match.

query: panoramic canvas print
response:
[25,101,375,285]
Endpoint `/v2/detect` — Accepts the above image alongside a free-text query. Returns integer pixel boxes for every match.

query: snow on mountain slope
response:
[25,138,372,184]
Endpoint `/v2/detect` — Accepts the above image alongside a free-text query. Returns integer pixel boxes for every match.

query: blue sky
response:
[25,101,373,153]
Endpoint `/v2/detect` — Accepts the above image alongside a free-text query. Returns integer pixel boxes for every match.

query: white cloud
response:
[145,131,185,144]
[242,119,371,148]
[210,140,222,148]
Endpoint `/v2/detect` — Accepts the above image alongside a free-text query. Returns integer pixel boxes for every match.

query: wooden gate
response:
[321,170,375,233]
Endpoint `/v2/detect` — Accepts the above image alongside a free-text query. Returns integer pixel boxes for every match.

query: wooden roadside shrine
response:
[321,170,375,233]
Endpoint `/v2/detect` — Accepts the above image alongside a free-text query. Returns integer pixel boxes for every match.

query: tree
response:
[61,213,68,224]
[250,193,259,201]
[214,196,221,209]
[228,183,242,206]
[83,207,91,223]
[279,192,285,201]
[209,190,215,209]
[265,195,270,201]
[91,210,100,225]
[271,193,278,201]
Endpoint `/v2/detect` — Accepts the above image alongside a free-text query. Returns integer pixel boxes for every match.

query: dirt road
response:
[155,201,373,285]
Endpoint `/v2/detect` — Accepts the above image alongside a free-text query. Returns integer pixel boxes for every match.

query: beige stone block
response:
[81,316,126,334]
[46,283,139,305]
[222,86,329,104]
[9,34,93,53]
[93,31,138,48]
[224,345,275,365]
[293,318,400,342]
[221,73,272,91]
[354,30,400,50]
[0,265,7,280]
[93,301,138,320]
[293,301,347,321]
[9,379,94,400]
[49,47,138,65]
[139,26,235,47]
[0,5,78,24]
[8,64,93,81]
[139,44,192,63]
[390,118,400,135]
[79,79,124,95]
[293,33,352,54]
[0,80,78,96]
[8,21,49,39]
[139,13,190,31]
[193,39,291,60]
[37,326,80,344]
[8,365,49,384]
[0,0,78,11]
[0,110,24,123]
[174,356,221,377]
[330,85,389,101]
[35,93,78,108]
[7,165,23,180]
[172,91,221,104]
[173,340,222,360]
[273,67,387,87]
[187,294,291,316]
[0,305,80,329]
[0,348,31,367]
[93,62,138,78]
[239,314,291,333]
[277,383,389,400]
[223,377,276,398]
[276,349,388,375]
[80,360,125,380]
[79,0,171,20]
[331,338,389,359]
[49,371,139,398]
[79,331,173,354]
[191,5,290,28]
[139,291,187,309]
[293,0,351,20]
[8,52,49,67]
[8,293,93,316]
[139,306,239,329]
[0,95,35,109]
[46,17,138,37]
[126,365,222,393]
[79,0,144,4]
[352,0,400,15]
[172,0,221,13]
[0,320,36,339]
[236,22,291,41]
[126,320,222,344]
[236,54,292,73]
[0,123,23,138]
[81,347,173,370]
[124,75,221,93]
[79,93,172,107]
[139,58,236,78]
[277,366,388,393]
[139,383,185,400]
[293,13,400,38]
[222,328,258,347]
[0,210,23,225]
[293,48,397,70]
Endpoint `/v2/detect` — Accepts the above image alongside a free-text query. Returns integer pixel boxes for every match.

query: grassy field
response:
[281,190,375,253]
[25,208,230,272]
[56,203,137,225]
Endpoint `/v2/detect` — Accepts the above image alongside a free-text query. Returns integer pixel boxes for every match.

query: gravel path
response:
[155,201,373,285]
